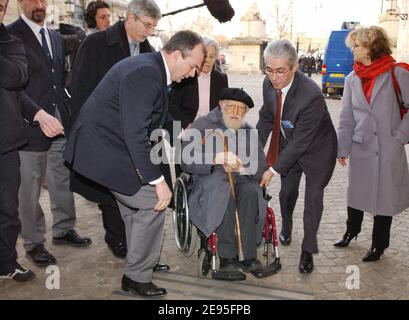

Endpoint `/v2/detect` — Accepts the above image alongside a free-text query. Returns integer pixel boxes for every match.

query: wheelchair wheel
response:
[172,174,198,258]
[198,249,211,279]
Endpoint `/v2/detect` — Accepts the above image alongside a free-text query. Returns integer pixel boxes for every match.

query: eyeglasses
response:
[263,66,291,78]
[134,15,158,35]
[224,103,247,113]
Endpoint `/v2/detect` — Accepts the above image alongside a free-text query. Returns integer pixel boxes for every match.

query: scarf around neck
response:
[354,55,396,103]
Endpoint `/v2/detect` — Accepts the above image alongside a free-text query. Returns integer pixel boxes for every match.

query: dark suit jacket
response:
[169,70,228,129]
[7,18,71,152]
[0,24,28,154]
[64,52,169,195]
[70,20,154,119]
[68,20,154,204]
[256,71,337,178]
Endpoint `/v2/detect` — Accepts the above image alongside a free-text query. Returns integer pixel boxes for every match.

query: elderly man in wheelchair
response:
[175,88,280,281]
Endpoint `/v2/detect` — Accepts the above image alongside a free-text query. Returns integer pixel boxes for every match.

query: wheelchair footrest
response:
[211,270,246,281]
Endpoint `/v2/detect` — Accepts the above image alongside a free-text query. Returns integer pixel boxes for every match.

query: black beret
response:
[219,87,254,108]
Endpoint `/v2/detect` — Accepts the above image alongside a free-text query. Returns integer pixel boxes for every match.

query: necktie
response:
[266,89,282,167]
[39,28,52,62]
[130,41,140,56]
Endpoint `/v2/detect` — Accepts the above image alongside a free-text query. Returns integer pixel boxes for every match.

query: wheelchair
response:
[172,172,282,279]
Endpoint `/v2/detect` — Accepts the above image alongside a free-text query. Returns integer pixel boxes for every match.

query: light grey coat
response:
[180,108,268,243]
[337,66,409,216]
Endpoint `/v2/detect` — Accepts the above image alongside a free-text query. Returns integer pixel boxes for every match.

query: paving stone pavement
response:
[1,73,409,300]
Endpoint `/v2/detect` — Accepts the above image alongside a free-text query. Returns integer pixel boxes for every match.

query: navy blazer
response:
[64,52,169,195]
[169,69,228,128]
[7,18,70,152]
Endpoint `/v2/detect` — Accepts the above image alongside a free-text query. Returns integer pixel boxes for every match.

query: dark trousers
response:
[280,160,335,254]
[0,150,21,273]
[216,176,259,260]
[99,203,126,246]
[347,206,392,250]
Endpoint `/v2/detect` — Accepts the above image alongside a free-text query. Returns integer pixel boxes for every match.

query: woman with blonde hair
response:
[334,26,409,261]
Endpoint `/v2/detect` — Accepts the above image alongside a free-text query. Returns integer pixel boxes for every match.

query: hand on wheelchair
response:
[259,169,274,188]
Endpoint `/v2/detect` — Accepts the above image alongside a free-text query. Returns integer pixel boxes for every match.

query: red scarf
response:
[354,55,396,103]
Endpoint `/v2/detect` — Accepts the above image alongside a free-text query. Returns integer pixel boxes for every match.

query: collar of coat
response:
[106,20,151,51]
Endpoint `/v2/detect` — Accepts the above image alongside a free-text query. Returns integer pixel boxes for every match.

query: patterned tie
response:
[39,28,52,62]
[130,41,140,56]
[266,89,283,167]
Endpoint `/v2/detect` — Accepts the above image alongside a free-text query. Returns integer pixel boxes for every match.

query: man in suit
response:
[7,0,91,268]
[0,0,35,282]
[64,30,205,297]
[257,40,337,273]
[69,0,161,262]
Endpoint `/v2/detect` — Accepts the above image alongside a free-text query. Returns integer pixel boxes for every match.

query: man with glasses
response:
[64,30,205,297]
[180,88,275,281]
[257,40,337,274]
[69,0,165,266]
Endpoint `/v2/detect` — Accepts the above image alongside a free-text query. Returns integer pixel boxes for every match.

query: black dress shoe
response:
[122,275,167,297]
[26,245,57,267]
[52,230,92,247]
[362,247,384,262]
[279,233,291,246]
[333,232,358,247]
[236,258,263,273]
[107,242,127,259]
[299,250,314,273]
[212,258,246,281]
[153,263,170,272]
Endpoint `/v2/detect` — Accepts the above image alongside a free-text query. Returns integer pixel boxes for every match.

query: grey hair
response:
[202,36,220,58]
[127,0,161,20]
[263,39,298,67]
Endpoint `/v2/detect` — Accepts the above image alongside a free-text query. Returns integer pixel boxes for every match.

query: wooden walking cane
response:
[223,136,245,262]
[201,131,245,262]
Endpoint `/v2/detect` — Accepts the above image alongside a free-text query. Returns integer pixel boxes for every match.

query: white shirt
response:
[149,52,172,185]
[269,77,294,175]
[21,14,53,59]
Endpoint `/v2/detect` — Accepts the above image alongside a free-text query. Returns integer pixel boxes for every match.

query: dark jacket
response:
[64,52,169,196]
[0,24,28,154]
[169,70,228,129]
[70,20,154,119]
[7,18,71,152]
[257,71,337,178]
[68,20,155,204]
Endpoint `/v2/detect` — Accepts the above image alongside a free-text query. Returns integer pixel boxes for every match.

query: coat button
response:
[376,152,379,156]
[374,132,377,136]
[53,85,56,89]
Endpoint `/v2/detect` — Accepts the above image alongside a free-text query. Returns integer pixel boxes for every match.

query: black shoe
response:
[153,263,170,272]
[236,258,263,273]
[279,233,291,246]
[299,250,314,273]
[0,264,36,282]
[121,275,167,297]
[107,242,127,259]
[213,258,246,281]
[52,230,92,247]
[333,232,358,247]
[362,247,384,262]
[26,245,57,267]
